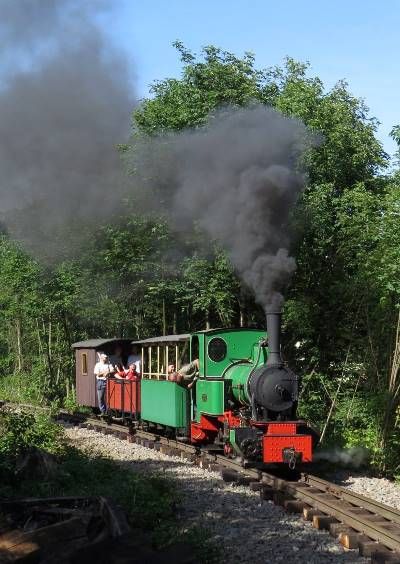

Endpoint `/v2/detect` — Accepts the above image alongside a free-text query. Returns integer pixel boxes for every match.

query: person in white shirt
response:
[127,345,141,375]
[94,353,114,413]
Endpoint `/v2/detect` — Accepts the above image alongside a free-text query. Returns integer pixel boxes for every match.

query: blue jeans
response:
[96,379,107,413]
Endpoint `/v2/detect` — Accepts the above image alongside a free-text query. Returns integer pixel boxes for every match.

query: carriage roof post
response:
[149,346,152,379]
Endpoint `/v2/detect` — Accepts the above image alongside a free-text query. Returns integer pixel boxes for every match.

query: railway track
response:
[2,402,400,563]
[54,412,400,563]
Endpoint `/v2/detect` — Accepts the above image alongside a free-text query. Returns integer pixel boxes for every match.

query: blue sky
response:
[111,0,399,157]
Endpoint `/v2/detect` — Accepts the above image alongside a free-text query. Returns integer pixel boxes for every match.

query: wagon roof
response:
[71,338,133,349]
[131,334,190,346]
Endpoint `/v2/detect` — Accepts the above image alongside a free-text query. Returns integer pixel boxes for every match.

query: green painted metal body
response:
[225,344,268,404]
[191,329,265,378]
[141,379,189,429]
[139,329,267,429]
[226,363,253,404]
[229,429,241,455]
[190,328,267,416]
[196,379,225,416]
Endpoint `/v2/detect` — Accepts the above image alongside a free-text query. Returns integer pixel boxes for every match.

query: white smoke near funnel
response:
[313,447,370,468]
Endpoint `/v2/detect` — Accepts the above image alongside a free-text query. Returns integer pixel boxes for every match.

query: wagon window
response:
[81,353,88,375]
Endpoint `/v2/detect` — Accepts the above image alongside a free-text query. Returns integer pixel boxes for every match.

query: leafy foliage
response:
[0,43,399,475]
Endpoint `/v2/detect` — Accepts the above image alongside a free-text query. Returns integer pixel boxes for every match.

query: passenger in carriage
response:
[168,364,178,381]
[113,362,139,381]
[94,353,115,413]
[114,363,126,379]
[127,345,141,375]
[125,362,139,381]
[168,359,199,389]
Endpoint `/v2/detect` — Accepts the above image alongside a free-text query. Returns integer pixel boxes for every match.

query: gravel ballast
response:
[336,472,400,511]
[63,426,366,563]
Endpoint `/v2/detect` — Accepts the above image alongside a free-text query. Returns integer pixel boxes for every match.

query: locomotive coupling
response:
[282,447,302,469]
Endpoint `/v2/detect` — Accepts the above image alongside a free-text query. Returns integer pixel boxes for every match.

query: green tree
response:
[131,43,399,472]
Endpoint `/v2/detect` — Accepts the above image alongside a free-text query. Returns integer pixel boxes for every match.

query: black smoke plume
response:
[131,106,315,310]
[0,0,134,259]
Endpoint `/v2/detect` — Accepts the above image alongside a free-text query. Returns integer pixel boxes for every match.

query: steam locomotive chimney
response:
[265,309,283,367]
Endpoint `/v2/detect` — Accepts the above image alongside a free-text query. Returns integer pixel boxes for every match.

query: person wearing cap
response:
[94,353,115,413]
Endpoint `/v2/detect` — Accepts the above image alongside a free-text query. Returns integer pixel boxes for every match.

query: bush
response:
[0,409,175,522]
[0,410,65,495]
[0,407,218,560]
[0,372,42,404]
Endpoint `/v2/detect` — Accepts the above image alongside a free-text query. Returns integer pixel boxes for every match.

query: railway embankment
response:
[63,423,367,564]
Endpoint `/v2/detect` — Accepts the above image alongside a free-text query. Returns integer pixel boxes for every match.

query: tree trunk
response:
[15,318,22,372]
[62,312,71,348]
[319,343,352,444]
[42,318,54,393]
[48,320,52,360]
[35,318,43,357]
[379,309,400,462]
[162,298,167,335]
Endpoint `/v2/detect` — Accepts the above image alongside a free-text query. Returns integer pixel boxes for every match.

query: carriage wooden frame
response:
[131,334,190,380]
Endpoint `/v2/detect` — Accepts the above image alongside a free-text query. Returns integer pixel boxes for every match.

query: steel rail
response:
[303,474,400,526]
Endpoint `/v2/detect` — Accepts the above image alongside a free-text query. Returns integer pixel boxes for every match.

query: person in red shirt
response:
[114,363,126,379]
[125,362,139,381]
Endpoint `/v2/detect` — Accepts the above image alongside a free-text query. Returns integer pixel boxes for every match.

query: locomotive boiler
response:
[73,310,316,468]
